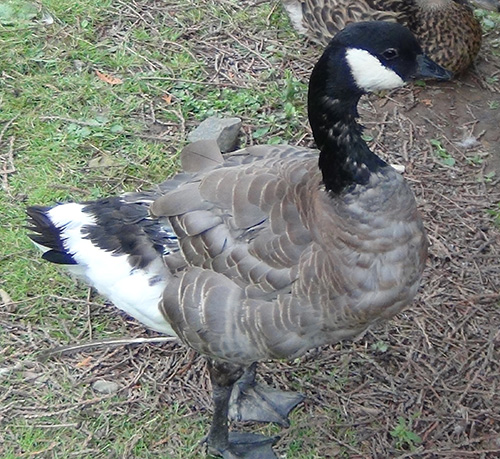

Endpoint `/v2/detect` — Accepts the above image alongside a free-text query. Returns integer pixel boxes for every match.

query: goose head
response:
[307,21,452,194]
[309,21,452,104]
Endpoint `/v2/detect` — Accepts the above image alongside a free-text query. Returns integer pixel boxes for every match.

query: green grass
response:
[488,201,500,225]
[390,414,423,451]
[0,1,322,457]
[430,138,455,167]
[0,0,306,300]
[2,403,204,458]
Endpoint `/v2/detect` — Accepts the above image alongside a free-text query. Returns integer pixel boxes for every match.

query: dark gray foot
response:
[209,432,278,459]
[229,365,304,426]
[206,361,294,458]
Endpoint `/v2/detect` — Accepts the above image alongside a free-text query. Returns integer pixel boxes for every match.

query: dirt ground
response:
[2,1,500,458]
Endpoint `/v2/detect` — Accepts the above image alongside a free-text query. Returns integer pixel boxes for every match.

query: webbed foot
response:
[208,432,278,459]
[206,360,299,458]
[229,364,304,426]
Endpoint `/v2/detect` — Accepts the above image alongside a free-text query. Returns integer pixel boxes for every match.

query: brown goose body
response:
[28,141,426,364]
[283,0,486,73]
[152,142,427,364]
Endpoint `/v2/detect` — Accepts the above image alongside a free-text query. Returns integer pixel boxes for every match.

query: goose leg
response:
[207,360,278,458]
[229,362,304,427]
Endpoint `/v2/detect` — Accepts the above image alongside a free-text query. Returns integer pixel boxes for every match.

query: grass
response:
[0,0,307,303]
[429,138,455,167]
[390,414,423,451]
[488,201,500,225]
[0,1,323,457]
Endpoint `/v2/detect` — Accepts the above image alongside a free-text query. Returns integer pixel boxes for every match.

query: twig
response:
[1,136,16,192]
[0,114,19,143]
[39,116,101,126]
[37,336,177,362]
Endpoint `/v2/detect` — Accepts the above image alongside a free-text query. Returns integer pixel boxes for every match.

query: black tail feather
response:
[26,205,78,265]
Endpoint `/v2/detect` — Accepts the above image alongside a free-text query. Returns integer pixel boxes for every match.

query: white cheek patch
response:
[345,48,405,91]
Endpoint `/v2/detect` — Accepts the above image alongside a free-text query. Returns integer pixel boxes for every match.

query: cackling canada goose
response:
[27,21,451,458]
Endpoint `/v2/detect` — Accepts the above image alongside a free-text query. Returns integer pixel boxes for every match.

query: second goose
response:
[282,0,500,73]
[27,21,451,458]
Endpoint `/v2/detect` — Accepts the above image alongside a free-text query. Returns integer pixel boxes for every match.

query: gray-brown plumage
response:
[152,142,427,365]
[282,0,498,73]
[27,22,453,458]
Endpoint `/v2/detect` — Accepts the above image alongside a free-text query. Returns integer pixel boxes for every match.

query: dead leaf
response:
[0,288,16,313]
[161,93,172,104]
[43,84,60,91]
[95,70,123,85]
[0,289,12,305]
[421,99,433,107]
[76,356,93,368]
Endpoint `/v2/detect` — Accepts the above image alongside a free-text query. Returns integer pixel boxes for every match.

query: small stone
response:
[187,116,242,153]
[390,164,405,173]
[88,155,118,169]
[73,60,84,72]
[22,371,48,384]
[92,379,120,394]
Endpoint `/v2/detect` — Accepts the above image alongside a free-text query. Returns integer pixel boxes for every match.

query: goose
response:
[282,0,500,74]
[27,21,452,458]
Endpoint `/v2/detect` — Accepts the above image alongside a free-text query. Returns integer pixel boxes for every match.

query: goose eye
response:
[382,48,398,60]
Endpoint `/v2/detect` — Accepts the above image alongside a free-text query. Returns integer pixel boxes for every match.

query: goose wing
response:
[283,0,406,46]
[152,143,426,365]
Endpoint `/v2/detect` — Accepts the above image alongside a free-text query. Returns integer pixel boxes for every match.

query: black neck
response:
[308,46,386,194]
